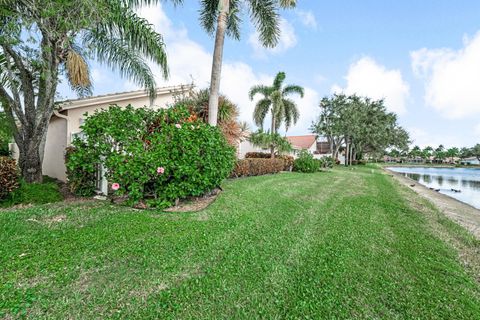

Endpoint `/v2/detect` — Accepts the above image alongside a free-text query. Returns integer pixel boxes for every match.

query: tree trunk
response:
[208,0,229,126]
[18,138,44,183]
[270,109,276,158]
[345,137,349,166]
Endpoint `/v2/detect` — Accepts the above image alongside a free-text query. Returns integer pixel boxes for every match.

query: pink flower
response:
[157,167,165,174]
[175,123,182,129]
[111,183,120,191]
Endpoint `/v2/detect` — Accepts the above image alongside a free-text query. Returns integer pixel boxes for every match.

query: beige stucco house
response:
[11,85,193,182]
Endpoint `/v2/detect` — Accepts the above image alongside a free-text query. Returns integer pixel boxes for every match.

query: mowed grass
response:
[1,166,480,319]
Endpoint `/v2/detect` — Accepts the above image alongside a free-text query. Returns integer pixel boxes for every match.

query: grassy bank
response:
[1,166,479,318]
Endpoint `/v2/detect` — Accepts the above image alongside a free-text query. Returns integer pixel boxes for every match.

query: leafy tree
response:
[248,130,292,157]
[409,145,422,159]
[311,94,409,165]
[434,145,446,162]
[459,147,472,159]
[198,0,296,125]
[445,147,459,163]
[0,110,12,156]
[472,144,480,161]
[422,146,433,161]
[249,71,304,158]
[0,0,171,182]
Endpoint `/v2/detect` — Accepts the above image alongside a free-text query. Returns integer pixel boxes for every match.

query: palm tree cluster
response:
[194,0,297,125]
[0,0,170,182]
[249,71,304,158]
[389,143,480,163]
[311,93,410,165]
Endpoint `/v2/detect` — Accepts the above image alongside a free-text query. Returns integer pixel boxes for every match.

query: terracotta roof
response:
[286,135,317,149]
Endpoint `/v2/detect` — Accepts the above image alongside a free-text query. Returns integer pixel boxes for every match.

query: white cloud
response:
[408,127,461,149]
[411,31,480,119]
[332,57,410,115]
[475,123,480,137]
[134,4,314,134]
[295,10,318,30]
[249,18,297,58]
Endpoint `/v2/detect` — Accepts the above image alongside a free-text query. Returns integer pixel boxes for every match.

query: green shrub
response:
[67,104,235,208]
[0,177,63,207]
[319,156,335,169]
[0,156,19,200]
[65,146,97,197]
[231,158,285,177]
[293,151,320,173]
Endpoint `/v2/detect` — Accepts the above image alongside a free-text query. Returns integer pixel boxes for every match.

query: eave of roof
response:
[58,84,194,111]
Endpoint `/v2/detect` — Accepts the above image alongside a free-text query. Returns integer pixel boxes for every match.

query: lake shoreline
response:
[385,168,480,239]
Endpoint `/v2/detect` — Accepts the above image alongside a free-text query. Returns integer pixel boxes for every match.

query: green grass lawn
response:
[1,166,479,319]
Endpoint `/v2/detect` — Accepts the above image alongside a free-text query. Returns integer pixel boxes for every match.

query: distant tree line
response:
[311,94,409,165]
[387,144,480,163]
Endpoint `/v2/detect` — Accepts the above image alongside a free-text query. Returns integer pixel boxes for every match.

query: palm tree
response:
[249,71,304,158]
[0,0,171,182]
[198,0,296,126]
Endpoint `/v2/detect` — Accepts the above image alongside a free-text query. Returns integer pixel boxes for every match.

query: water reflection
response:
[388,167,480,209]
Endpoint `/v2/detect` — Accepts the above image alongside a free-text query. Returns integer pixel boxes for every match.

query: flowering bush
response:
[66,105,235,208]
[0,156,19,200]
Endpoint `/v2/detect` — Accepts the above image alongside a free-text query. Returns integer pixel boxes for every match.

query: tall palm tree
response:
[0,0,172,182]
[249,71,304,157]
[198,0,296,126]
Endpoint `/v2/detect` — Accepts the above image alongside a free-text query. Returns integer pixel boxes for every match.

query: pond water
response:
[387,167,480,209]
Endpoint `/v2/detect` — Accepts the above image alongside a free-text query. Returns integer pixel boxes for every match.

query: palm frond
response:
[247,0,280,48]
[282,98,299,131]
[123,0,184,8]
[253,98,271,128]
[273,71,285,90]
[249,84,271,100]
[84,31,156,100]
[198,0,218,35]
[282,84,304,98]
[226,0,242,40]
[65,49,92,97]
[278,0,296,8]
[100,2,169,79]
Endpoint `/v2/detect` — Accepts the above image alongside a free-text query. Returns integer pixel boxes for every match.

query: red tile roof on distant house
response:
[286,135,317,150]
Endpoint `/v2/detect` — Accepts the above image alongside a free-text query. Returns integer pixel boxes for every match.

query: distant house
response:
[11,85,193,182]
[460,157,480,165]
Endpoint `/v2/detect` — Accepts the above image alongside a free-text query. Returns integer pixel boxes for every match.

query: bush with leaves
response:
[66,104,235,208]
[231,158,285,178]
[319,156,335,169]
[0,156,19,200]
[65,146,97,197]
[293,151,320,173]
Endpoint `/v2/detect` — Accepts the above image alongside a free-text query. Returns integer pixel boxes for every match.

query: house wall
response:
[237,140,266,159]
[43,116,68,181]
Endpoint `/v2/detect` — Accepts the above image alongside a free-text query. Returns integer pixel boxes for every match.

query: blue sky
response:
[59,1,480,148]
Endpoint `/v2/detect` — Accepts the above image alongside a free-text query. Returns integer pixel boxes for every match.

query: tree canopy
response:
[0,0,170,182]
[311,93,410,164]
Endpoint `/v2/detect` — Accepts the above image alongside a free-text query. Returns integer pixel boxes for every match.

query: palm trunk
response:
[270,110,276,158]
[208,0,229,126]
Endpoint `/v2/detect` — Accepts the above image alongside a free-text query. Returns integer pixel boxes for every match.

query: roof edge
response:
[59,84,194,111]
